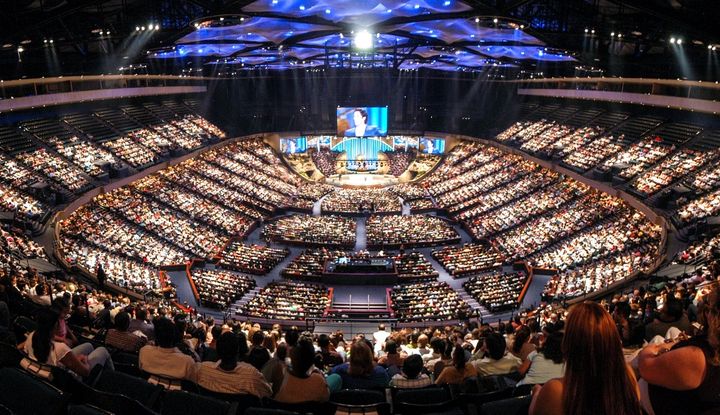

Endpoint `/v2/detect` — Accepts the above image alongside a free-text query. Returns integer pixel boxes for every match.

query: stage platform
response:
[326,173,399,188]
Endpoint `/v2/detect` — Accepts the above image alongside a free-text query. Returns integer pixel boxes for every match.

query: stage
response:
[325,173,399,187]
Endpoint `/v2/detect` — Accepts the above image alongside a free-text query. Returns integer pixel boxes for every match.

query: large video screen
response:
[419,138,445,154]
[280,137,307,154]
[337,107,388,137]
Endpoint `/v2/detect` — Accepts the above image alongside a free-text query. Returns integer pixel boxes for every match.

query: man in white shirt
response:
[373,323,390,355]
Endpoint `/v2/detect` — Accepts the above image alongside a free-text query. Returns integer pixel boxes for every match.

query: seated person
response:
[435,345,478,385]
[138,317,197,382]
[274,336,330,403]
[472,332,521,376]
[329,340,389,390]
[638,284,720,415]
[390,354,433,389]
[196,332,272,398]
[105,311,147,353]
[25,308,114,378]
[517,330,565,386]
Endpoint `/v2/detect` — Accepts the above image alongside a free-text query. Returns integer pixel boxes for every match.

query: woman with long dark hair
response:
[435,344,478,385]
[510,325,536,361]
[25,308,114,377]
[529,302,641,415]
[638,283,720,414]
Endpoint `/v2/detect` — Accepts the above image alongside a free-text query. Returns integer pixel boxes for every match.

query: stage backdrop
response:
[332,137,393,161]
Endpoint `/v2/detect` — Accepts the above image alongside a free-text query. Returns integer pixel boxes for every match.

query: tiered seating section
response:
[240,281,330,320]
[281,249,438,281]
[390,281,472,322]
[261,214,356,247]
[322,188,401,213]
[463,271,529,312]
[190,269,255,309]
[431,243,504,277]
[57,138,331,296]
[217,241,289,275]
[366,215,460,248]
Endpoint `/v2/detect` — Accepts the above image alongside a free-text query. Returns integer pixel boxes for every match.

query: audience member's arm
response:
[59,352,91,378]
[518,355,532,377]
[528,378,563,415]
[637,343,705,390]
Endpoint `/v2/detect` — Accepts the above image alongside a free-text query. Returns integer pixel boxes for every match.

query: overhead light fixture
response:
[670,37,676,44]
[17,46,24,52]
[355,30,373,49]
[677,38,683,45]
[610,32,615,37]
[155,24,160,30]
[136,26,140,31]
[493,18,498,23]
[141,26,146,31]
[591,29,595,34]
[584,28,588,33]
[49,39,54,44]
[475,17,479,23]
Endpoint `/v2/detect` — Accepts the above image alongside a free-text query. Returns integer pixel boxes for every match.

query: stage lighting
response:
[355,30,373,49]
[493,18,498,23]
[709,44,713,50]
[155,24,160,30]
[610,32,615,37]
[591,29,595,34]
[670,37,676,44]
[17,46,23,52]
[44,39,48,44]
[584,28,588,33]
[136,26,140,31]
[141,26,146,31]
[49,39,53,44]
[475,17,479,23]
[677,38,683,45]
[617,33,622,38]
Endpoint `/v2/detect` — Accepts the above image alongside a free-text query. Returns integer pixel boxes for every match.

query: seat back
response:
[196,385,261,408]
[94,369,163,409]
[0,367,68,415]
[330,389,385,405]
[161,390,235,415]
[0,342,22,368]
[394,386,454,415]
[480,395,532,415]
[262,399,336,415]
[67,404,112,415]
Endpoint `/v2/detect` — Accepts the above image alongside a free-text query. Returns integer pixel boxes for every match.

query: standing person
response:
[529,302,642,415]
[96,263,107,290]
[373,324,390,354]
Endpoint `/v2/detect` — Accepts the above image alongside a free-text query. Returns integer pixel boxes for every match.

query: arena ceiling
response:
[147,0,576,71]
[0,0,718,78]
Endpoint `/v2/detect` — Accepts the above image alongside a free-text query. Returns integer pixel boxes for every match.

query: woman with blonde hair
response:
[638,282,720,415]
[530,301,641,415]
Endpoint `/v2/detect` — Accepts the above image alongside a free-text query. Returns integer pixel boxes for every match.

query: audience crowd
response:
[241,281,330,321]
[366,215,459,248]
[431,243,504,277]
[631,148,715,195]
[390,281,473,322]
[191,269,255,310]
[49,136,121,177]
[322,189,401,213]
[562,134,626,171]
[218,241,289,275]
[262,214,356,247]
[600,137,675,181]
[17,148,90,192]
[463,271,529,312]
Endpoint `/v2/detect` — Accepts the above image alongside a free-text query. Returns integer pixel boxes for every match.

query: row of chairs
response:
[1,338,531,415]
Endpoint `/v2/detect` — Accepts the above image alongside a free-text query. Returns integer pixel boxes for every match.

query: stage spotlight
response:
[141,26,146,31]
[610,32,615,37]
[709,44,713,50]
[355,30,373,49]
[17,46,23,52]
[155,24,160,30]
[584,28,588,33]
[136,26,140,31]
[493,18,498,23]
[677,38,683,45]
[617,33,622,38]
[44,39,48,44]
[475,17,479,23]
[49,39,53,44]
[670,37,676,44]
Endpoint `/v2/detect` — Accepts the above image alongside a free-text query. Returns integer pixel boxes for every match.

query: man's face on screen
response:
[353,110,366,127]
